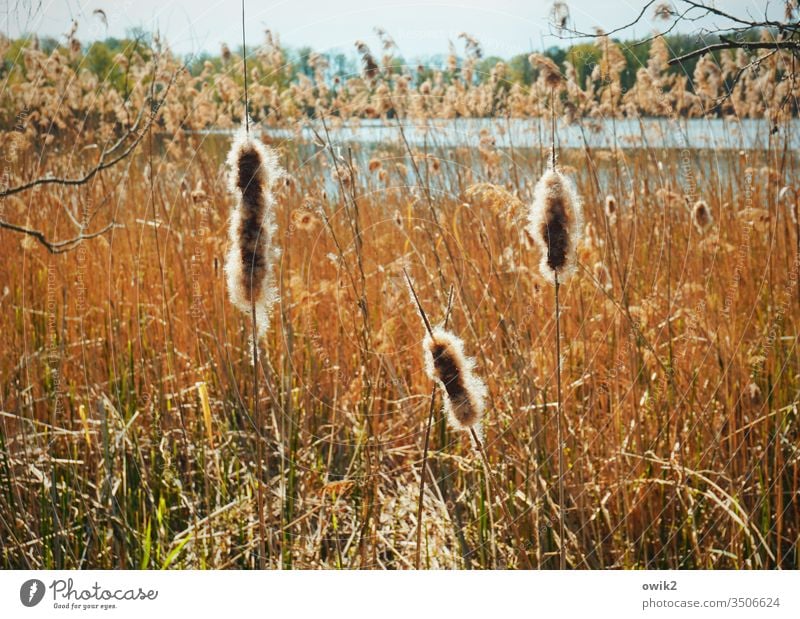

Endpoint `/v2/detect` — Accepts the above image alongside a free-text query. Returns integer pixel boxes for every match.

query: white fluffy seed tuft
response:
[224,125,283,337]
[423,326,488,439]
[527,167,583,284]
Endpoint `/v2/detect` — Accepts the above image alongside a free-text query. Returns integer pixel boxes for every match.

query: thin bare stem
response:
[550,89,556,169]
[403,268,434,338]
[555,275,566,570]
[414,285,453,569]
[251,298,266,569]
[550,83,566,569]
[242,0,249,134]
[240,0,264,569]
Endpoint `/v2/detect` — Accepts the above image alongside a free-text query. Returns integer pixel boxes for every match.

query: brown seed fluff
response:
[692,200,713,234]
[224,126,283,336]
[423,327,487,436]
[528,167,583,284]
[605,194,617,221]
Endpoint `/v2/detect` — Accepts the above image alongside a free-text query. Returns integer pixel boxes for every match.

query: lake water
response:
[250,117,800,151]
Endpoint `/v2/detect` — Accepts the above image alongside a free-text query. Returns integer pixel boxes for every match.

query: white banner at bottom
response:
[1,570,796,618]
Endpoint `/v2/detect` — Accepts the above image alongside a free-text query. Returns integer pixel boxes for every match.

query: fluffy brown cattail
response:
[528,166,583,284]
[423,327,487,438]
[224,126,282,336]
[604,194,617,222]
[692,199,713,234]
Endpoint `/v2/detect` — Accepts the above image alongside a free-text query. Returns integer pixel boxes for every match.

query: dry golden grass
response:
[1,34,799,570]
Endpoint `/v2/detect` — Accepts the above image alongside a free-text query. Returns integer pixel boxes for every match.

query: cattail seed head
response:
[423,326,487,437]
[604,194,617,221]
[692,200,713,234]
[527,167,583,284]
[224,126,283,337]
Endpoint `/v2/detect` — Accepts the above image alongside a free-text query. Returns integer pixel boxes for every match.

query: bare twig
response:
[668,39,800,65]
[552,0,800,69]
[0,68,179,253]
[0,220,118,254]
[0,73,176,199]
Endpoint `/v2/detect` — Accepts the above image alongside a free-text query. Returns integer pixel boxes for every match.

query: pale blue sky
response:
[2,0,787,58]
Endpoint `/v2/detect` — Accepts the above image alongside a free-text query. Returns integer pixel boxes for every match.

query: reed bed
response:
[1,31,799,570]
